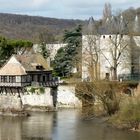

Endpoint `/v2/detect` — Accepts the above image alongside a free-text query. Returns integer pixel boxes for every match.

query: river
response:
[0,109,140,140]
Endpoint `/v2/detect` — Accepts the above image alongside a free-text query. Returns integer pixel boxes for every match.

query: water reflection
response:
[0,117,22,140]
[0,110,140,140]
[21,112,53,140]
[52,112,58,140]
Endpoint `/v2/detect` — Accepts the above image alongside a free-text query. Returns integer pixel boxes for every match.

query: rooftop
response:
[0,53,51,76]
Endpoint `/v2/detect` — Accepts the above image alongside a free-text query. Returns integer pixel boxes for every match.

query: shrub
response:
[75,81,122,116]
[39,87,45,94]
[27,87,45,94]
[112,96,140,130]
[28,87,36,94]
[94,81,122,116]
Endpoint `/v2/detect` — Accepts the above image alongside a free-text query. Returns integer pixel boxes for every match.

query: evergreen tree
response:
[39,42,50,59]
[0,36,33,66]
[38,30,55,59]
[53,47,71,77]
[53,25,82,77]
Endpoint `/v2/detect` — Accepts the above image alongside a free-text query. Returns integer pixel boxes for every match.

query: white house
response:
[82,34,140,81]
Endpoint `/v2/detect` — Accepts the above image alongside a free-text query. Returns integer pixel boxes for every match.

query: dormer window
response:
[36,65,43,70]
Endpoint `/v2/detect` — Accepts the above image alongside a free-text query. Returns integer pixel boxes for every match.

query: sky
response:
[0,0,140,20]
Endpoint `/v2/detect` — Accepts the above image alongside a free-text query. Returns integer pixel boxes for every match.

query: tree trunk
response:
[95,63,99,80]
[82,98,94,118]
[113,68,117,80]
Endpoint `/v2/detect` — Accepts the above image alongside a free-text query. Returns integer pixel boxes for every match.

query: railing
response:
[31,80,59,87]
[0,82,31,87]
[118,74,140,81]
[0,77,60,87]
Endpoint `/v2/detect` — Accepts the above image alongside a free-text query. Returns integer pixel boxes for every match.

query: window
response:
[105,73,110,80]
[0,76,8,82]
[37,75,41,82]
[9,76,12,82]
[27,75,31,82]
[31,75,33,81]
[43,76,46,82]
[36,65,43,70]
[9,76,16,83]
[1,76,4,82]
[16,76,21,82]
[3,76,7,82]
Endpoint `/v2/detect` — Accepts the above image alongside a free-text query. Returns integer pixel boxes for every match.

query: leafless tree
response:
[102,10,130,80]
[103,3,112,21]
[82,17,101,81]
[83,35,100,81]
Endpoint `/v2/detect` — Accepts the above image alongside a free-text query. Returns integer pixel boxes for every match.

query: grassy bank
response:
[75,81,140,131]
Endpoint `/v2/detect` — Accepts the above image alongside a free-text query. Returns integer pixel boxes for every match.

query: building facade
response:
[0,53,59,89]
[82,34,140,81]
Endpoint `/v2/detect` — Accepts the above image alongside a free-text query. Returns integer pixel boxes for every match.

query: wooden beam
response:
[0,87,2,95]
[10,87,13,95]
[4,87,7,95]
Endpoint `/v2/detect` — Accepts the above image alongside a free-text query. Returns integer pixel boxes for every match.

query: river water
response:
[0,109,140,140]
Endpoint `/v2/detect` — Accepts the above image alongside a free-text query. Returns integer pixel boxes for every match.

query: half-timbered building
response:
[0,53,58,94]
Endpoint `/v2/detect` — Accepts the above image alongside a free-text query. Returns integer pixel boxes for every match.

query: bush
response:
[75,81,122,116]
[39,87,45,94]
[27,86,45,94]
[75,82,95,117]
[94,81,122,116]
[112,96,140,130]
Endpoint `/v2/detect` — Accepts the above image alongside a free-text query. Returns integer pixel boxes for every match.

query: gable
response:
[7,56,21,65]
[0,55,27,75]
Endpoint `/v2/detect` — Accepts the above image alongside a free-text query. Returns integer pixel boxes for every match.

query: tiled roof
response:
[0,62,26,76]
[0,53,51,76]
[15,53,51,71]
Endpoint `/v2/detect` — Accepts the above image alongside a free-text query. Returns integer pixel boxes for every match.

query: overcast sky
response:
[0,0,140,19]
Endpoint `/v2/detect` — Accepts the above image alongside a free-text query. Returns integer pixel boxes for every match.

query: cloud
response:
[0,0,139,19]
[31,0,50,8]
[0,0,50,10]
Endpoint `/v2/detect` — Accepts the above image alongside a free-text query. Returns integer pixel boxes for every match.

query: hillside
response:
[0,13,85,43]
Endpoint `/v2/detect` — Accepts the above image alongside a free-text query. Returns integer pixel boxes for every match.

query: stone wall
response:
[22,85,81,108]
[57,85,81,108]
[0,95,22,111]
[0,85,81,111]
[22,88,53,107]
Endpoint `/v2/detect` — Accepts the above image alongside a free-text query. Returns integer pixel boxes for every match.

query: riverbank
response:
[1,109,140,140]
[75,81,140,133]
[0,85,81,116]
[0,108,30,117]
